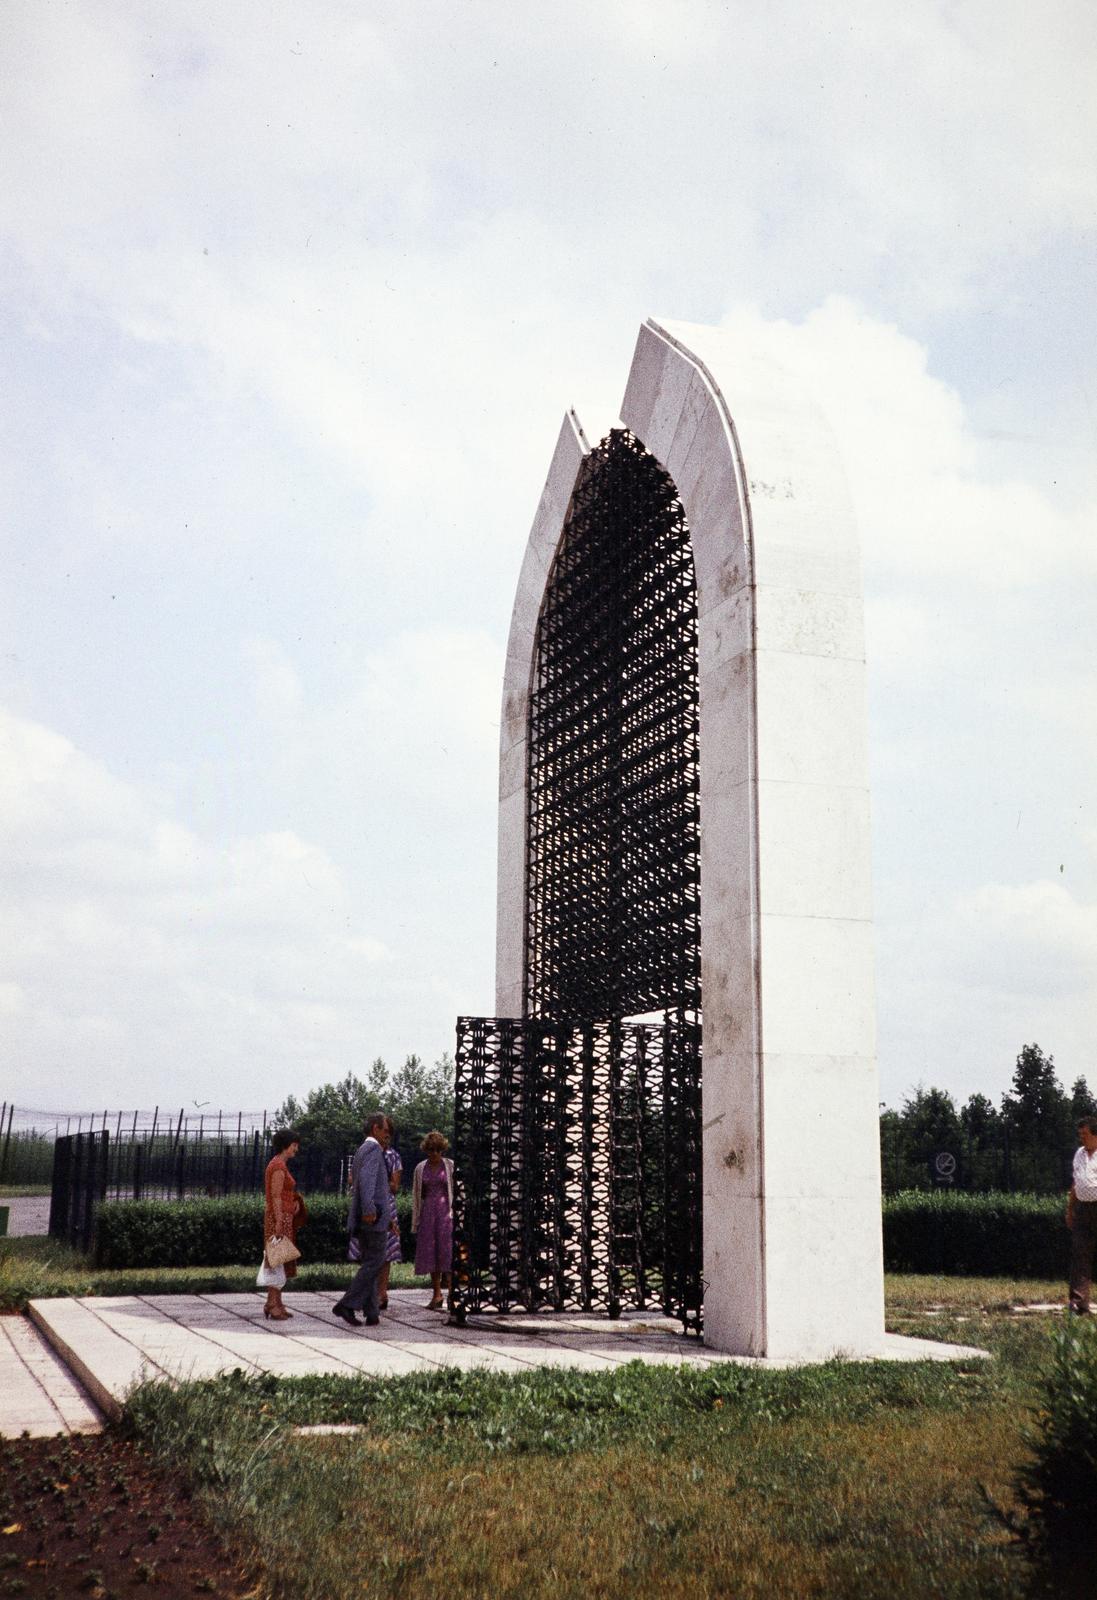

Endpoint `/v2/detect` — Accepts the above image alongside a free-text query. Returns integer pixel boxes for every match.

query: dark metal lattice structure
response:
[453,1012,701,1330]
[526,430,701,1021]
[453,430,703,1333]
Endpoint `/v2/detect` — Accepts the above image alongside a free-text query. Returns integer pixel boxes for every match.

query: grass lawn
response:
[107,1278,1083,1600]
[2,1236,1084,1596]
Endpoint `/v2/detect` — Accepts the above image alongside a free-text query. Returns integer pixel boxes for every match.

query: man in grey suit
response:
[333,1110,392,1328]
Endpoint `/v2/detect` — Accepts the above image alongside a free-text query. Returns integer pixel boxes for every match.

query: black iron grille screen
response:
[454,1013,702,1331]
[453,430,703,1334]
[526,428,701,1021]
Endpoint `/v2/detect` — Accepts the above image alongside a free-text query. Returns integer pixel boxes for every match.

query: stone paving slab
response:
[27,1289,991,1422]
[0,1314,102,1437]
[1,1195,51,1236]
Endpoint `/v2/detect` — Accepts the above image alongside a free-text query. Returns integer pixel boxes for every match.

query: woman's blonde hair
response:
[421,1130,449,1154]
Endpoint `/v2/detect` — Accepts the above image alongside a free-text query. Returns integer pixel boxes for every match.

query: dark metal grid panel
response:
[452,1015,703,1333]
[525,429,701,1024]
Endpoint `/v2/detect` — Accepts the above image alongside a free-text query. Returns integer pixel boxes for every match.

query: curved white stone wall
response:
[497,323,885,1359]
[496,409,589,1023]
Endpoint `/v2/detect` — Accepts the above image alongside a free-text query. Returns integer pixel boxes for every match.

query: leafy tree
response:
[386,1052,455,1141]
[272,1053,456,1164]
[879,1087,962,1191]
[880,1045,1082,1194]
[901,1085,962,1155]
[1001,1044,1071,1145]
[272,1070,383,1159]
[960,1092,999,1142]
[364,1056,389,1101]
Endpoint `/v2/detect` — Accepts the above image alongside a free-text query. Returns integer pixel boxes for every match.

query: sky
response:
[1,0,1094,1120]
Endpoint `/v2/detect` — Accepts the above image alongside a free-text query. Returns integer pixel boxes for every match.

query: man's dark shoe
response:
[364,1315,380,1326]
[333,1304,361,1327]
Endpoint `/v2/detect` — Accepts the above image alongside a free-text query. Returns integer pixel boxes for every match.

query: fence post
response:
[0,1102,14,1184]
[133,1142,143,1203]
[70,1133,84,1249]
[48,1135,70,1238]
[87,1131,109,1256]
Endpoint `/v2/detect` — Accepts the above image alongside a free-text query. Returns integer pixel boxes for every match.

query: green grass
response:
[115,1281,1084,1600]
[0,1183,52,1197]
[883,1273,1063,1314]
[0,1236,427,1310]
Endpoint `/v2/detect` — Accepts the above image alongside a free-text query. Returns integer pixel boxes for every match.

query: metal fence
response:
[46,1125,432,1252]
[47,1129,349,1250]
[880,1126,1078,1195]
[48,1132,110,1253]
[0,1102,274,1188]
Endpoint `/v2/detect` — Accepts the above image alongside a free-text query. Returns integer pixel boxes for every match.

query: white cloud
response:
[718,298,1097,587]
[877,869,1097,1107]
[0,704,396,1108]
[957,877,1097,990]
[0,2,1094,1120]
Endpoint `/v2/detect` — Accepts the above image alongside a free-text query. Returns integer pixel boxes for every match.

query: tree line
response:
[881,1043,1095,1194]
[272,1040,1093,1197]
[272,1052,455,1170]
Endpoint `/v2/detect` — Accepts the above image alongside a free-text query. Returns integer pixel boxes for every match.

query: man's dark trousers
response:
[1070,1201,1097,1313]
[337,1229,388,1320]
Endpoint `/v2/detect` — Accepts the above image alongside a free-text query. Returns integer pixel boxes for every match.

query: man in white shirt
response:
[1066,1115,1097,1314]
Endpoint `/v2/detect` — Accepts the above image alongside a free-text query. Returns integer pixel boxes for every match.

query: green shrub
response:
[96,1190,414,1268]
[1016,1318,1097,1589]
[94,1186,1067,1277]
[883,1190,1068,1277]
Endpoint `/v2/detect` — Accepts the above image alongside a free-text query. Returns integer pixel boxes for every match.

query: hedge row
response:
[96,1188,1071,1276]
[882,1189,1069,1277]
[96,1191,414,1269]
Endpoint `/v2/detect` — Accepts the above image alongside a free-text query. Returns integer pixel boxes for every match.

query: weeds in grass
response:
[1014,1315,1097,1596]
[122,1327,1034,1600]
[125,1354,997,1460]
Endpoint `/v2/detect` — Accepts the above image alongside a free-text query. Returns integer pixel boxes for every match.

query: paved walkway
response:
[22,1288,990,1426]
[2,1195,51,1236]
[0,1315,103,1437]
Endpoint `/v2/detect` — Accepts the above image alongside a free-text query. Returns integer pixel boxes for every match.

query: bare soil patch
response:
[0,1433,255,1599]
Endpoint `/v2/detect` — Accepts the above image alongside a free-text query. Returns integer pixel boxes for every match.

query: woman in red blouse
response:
[262,1127,306,1320]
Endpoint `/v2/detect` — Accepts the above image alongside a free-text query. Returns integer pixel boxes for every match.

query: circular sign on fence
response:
[931,1150,957,1185]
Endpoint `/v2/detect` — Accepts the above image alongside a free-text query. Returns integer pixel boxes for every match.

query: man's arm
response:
[356,1144,382,1224]
[1067,1182,1077,1227]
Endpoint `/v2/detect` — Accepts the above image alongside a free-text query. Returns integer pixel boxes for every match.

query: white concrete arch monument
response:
[496,318,885,1361]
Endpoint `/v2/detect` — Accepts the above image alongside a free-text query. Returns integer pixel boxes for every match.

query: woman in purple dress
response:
[377,1116,403,1312]
[411,1130,454,1309]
